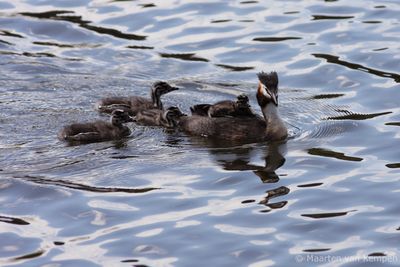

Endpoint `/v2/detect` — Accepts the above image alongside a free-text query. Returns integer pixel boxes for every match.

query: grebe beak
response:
[126,115,135,122]
[269,89,278,106]
[113,109,135,123]
[166,86,179,93]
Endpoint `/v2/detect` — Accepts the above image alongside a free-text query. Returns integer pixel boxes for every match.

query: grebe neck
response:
[261,103,287,141]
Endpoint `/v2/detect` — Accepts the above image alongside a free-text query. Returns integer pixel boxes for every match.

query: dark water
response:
[1,0,399,266]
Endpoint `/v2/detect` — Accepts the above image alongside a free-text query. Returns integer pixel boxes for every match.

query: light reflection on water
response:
[0,0,400,266]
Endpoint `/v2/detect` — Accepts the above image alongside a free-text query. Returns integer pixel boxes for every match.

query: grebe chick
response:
[190,94,256,118]
[133,106,187,128]
[173,71,287,142]
[97,81,179,115]
[58,109,134,143]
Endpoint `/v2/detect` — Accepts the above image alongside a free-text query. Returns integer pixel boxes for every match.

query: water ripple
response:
[313,53,400,82]
[20,10,147,40]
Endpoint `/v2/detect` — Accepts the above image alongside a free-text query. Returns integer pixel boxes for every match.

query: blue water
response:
[1,0,399,266]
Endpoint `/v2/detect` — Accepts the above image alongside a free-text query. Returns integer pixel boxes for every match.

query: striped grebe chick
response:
[58,109,134,143]
[190,94,256,118]
[97,81,179,115]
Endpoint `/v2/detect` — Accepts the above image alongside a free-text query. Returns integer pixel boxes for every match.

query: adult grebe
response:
[172,71,287,142]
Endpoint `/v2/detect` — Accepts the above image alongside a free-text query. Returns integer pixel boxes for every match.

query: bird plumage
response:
[97,81,179,115]
[171,71,287,142]
[58,110,134,144]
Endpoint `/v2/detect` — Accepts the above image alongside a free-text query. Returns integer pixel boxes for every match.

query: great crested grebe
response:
[171,71,287,142]
[96,81,179,115]
[133,106,186,128]
[190,94,256,118]
[58,109,134,143]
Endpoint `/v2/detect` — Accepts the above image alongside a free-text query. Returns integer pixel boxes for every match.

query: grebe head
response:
[110,109,134,126]
[151,81,179,108]
[236,94,250,108]
[152,81,179,98]
[257,71,279,107]
[164,106,186,127]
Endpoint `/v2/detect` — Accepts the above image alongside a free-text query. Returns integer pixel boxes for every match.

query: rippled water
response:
[1,0,400,266]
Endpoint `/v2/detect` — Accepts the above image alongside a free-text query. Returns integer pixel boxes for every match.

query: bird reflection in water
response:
[172,136,290,212]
